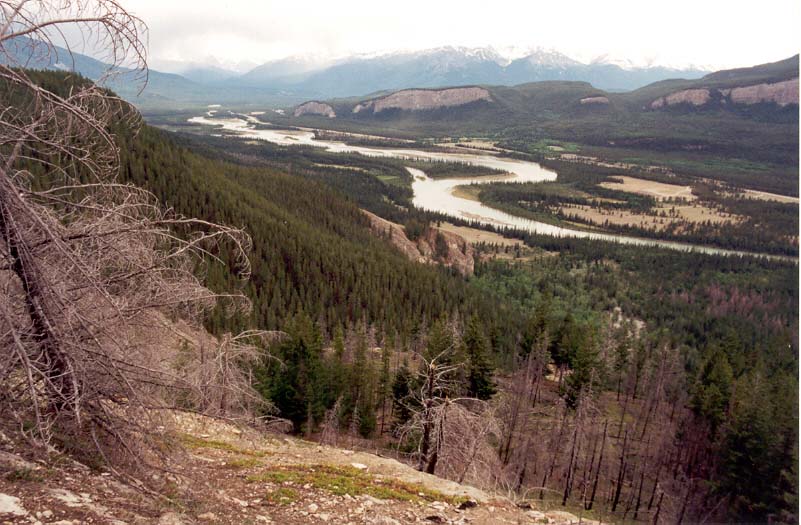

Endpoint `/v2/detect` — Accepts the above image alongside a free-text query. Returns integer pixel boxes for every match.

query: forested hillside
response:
[116,125,523,342]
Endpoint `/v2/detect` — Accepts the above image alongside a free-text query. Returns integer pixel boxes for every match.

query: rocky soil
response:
[1,414,604,525]
[578,97,609,105]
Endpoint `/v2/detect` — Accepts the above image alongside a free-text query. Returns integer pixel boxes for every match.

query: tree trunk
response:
[0,181,77,414]
[562,421,580,506]
[417,365,436,471]
[611,430,628,513]
[587,419,608,510]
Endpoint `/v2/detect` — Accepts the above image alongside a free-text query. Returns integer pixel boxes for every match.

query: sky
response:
[123,0,800,72]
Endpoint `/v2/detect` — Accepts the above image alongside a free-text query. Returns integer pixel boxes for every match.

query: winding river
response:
[187,114,791,260]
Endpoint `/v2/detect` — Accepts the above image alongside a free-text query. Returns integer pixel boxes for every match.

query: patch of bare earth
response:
[734,189,799,204]
[598,176,695,201]
[362,211,475,275]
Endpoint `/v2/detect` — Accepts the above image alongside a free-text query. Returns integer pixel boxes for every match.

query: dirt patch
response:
[362,210,475,275]
[438,223,522,248]
[735,189,799,204]
[451,185,482,202]
[599,176,695,201]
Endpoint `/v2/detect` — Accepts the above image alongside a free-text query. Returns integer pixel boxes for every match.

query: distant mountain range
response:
[301,55,798,125]
[281,55,798,195]
[230,46,710,96]
[1,39,712,110]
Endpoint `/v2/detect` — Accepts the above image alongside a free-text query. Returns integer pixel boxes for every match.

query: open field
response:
[737,188,800,203]
[560,202,741,231]
[599,175,695,201]
[438,222,526,247]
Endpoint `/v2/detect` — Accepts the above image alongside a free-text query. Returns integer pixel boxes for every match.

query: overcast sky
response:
[124,0,799,72]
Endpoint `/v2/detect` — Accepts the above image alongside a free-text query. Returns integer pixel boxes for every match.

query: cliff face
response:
[293,101,336,118]
[724,78,798,106]
[651,88,711,108]
[579,96,609,104]
[353,87,491,114]
[651,78,798,108]
[363,210,474,276]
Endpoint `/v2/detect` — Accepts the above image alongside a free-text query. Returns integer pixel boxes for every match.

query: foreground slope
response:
[0,412,603,524]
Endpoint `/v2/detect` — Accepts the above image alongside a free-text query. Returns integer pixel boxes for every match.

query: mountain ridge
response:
[2,38,711,108]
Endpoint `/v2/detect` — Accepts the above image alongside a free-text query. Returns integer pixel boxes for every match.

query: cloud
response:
[124,0,801,71]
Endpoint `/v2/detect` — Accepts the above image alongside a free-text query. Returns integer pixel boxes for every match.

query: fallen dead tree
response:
[0,0,272,474]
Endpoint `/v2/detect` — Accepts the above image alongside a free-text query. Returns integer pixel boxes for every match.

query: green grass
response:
[247,464,467,504]
[4,468,47,482]
[530,139,582,154]
[180,434,271,458]
[264,486,300,505]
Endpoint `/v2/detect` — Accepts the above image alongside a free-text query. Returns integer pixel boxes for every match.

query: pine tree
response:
[691,346,734,433]
[391,361,414,429]
[350,327,376,438]
[463,314,496,400]
[377,332,394,433]
[258,313,324,433]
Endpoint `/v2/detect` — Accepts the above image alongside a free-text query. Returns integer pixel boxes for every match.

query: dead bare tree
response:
[395,348,461,474]
[0,0,268,473]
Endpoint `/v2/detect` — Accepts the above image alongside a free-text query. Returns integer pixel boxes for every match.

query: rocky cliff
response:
[363,210,474,276]
[353,87,491,114]
[650,88,711,108]
[579,96,609,105]
[723,78,798,106]
[651,78,798,108]
[293,101,336,118]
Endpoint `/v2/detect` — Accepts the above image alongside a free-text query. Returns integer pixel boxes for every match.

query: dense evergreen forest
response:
[17,71,797,523]
[126,119,797,523]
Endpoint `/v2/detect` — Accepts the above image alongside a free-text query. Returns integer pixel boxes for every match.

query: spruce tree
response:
[463,314,496,400]
[391,361,413,429]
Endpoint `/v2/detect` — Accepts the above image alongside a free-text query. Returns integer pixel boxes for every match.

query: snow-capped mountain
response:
[226,46,709,96]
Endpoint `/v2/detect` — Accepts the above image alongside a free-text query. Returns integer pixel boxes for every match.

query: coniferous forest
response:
[103,97,798,522]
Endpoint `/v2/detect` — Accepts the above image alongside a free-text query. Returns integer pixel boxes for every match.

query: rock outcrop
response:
[651,78,798,109]
[363,210,474,276]
[723,78,798,106]
[651,88,711,108]
[293,101,336,118]
[353,87,491,114]
[580,96,609,104]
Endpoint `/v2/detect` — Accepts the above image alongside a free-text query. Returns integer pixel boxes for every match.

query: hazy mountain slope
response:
[178,65,238,84]
[240,46,707,97]
[310,55,797,124]
[1,38,711,107]
[0,37,305,110]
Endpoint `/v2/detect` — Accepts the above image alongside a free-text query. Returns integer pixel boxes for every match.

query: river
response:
[186,114,792,260]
